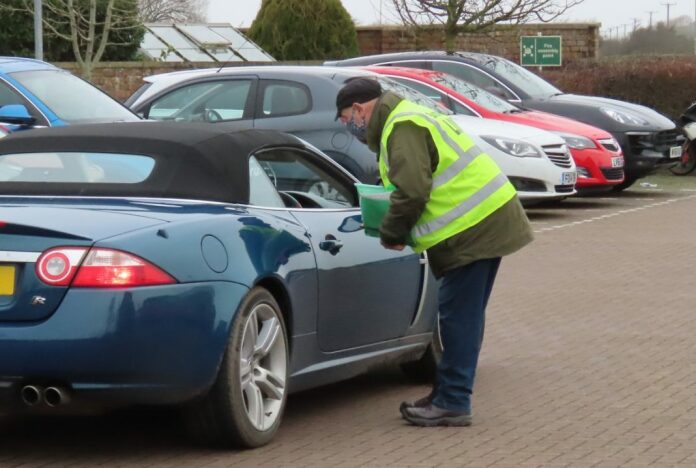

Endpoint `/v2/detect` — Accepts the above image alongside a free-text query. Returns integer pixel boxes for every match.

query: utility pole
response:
[647,10,656,29]
[662,1,677,26]
[632,18,641,32]
[34,0,43,60]
[622,23,629,38]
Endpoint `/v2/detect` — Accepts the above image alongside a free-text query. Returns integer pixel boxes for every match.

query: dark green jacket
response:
[366,91,534,278]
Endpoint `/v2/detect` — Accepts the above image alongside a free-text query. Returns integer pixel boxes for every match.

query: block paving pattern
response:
[1,187,696,467]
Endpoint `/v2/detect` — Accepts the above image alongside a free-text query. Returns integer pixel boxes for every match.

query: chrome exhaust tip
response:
[43,386,70,407]
[20,385,43,406]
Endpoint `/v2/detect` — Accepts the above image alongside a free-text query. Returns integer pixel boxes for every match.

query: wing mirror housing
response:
[0,104,36,126]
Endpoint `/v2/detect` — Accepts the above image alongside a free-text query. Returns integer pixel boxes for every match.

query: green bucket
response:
[355,183,393,237]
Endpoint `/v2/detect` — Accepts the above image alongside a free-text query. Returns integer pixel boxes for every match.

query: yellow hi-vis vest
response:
[379,100,516,253]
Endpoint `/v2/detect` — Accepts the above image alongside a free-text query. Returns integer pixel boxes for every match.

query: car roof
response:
[0,122,305,204]
[0,57,59,74]
[327,51,493,66]
[144,65,374,84]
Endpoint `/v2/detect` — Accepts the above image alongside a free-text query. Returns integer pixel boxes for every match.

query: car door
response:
[252,145,426,352]
[139,76,257,122]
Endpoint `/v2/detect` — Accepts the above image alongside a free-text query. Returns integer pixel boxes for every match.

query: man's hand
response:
[381,240,406,251]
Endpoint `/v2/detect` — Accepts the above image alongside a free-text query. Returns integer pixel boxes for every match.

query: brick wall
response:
[57,23,599,102]
[355,23,600,62]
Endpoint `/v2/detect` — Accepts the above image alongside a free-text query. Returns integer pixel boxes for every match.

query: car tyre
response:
[611,175,638,192]
[184,287,289,448]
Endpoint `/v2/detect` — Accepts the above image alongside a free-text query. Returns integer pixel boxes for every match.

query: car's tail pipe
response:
[43,386,70,407]
[20,385,43,406]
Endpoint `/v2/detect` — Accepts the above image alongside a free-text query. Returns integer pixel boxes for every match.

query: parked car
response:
[328,52,683,190]
[0,124,7,138]
[127,66,575,202]
[0,57,139,130]
[0,122,442,448]
[366,66,624,192]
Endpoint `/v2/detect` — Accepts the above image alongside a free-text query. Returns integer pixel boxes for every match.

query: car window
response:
[389,77,445,104]
[253,148,357,209]
[0,78,45,123]
[9,70,138,123]
[248,155,285,208]
[375,77,452,115]
[429,73,518,114]
[0,152,155,183]
[431,61,517,101]
[148,79,252,122]
[259,81,311,118]
[475,55,561,98]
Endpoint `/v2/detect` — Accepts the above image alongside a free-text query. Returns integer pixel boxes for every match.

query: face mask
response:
[347,109,367,143]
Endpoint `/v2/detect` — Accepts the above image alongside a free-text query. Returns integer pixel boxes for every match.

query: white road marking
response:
[534,194,696,234]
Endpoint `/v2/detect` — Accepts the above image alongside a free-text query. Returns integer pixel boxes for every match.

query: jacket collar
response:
[366,91,403,154]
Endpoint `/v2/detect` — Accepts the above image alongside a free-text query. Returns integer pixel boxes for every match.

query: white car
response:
[451,115,577,202]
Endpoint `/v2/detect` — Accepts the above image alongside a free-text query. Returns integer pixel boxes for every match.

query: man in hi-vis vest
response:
[336,78,534,427]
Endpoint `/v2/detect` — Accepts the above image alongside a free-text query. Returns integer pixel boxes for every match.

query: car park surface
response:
[2,176,696,465]
[0,57,139,130]
[367,66,624,192]
[329,52,684,190]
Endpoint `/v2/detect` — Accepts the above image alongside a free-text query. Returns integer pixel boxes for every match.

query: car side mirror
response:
[0,104,36,125]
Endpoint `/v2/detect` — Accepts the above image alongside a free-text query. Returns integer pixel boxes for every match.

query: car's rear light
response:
[36,247,176,288]
[36,247,89,286]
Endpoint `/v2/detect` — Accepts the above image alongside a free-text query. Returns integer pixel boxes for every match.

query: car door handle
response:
[319,235,343,255]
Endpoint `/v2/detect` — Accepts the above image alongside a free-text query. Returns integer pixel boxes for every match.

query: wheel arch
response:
[254,276,294,352]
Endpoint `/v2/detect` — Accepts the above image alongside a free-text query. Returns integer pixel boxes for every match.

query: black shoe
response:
[399,389,435,415]
[402,403,472,427]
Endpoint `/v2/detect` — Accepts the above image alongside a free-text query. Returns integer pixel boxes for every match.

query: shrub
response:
[248,0,359,61]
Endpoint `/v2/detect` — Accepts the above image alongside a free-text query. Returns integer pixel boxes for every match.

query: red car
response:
[366,66,625,191]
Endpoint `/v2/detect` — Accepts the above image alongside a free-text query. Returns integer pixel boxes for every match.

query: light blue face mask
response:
[347,109,367,143]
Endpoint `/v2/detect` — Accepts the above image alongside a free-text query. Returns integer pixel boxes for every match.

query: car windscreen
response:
[0,152,155,184]
[9,70,140,123]
[474,55,561,98]
[375,76,452,114]
[429,73,519,113]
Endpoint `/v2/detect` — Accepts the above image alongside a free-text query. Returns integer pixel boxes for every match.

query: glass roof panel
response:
[237,48,274,62]
[178,25,231,46]
[209,26,250,49]
[149,26,197,49]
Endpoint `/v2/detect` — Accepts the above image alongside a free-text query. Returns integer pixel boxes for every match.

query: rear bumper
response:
[0,281,248,408]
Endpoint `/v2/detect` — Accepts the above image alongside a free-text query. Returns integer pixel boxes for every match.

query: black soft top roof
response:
[0,122,305,203]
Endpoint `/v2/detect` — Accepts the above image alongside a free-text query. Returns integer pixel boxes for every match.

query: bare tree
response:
[391,0,586,51]
[139,0,209,23]
[0,0,142,80]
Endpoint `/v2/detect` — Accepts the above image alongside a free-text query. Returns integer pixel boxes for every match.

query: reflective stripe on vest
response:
[379,100,516,252]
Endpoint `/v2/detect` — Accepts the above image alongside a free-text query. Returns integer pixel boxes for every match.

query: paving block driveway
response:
[2,179,696,467]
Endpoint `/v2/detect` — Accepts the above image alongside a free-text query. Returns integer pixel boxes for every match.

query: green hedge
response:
[540,56,696,121]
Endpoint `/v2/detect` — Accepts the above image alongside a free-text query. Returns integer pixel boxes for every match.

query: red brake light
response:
[36,247,176,288]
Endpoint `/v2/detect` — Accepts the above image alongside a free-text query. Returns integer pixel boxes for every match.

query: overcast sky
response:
[207,0,696,37]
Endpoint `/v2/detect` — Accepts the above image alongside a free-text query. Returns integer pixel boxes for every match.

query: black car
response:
[328,52,684,190]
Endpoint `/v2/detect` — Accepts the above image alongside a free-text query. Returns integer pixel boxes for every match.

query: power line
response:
[646,10,657,28]
[662,2,677,26]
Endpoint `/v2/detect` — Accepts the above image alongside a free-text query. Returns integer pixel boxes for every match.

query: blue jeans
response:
[431,257,501,413]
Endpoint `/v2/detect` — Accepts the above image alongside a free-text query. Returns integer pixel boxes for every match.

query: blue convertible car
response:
[0,123,440,447]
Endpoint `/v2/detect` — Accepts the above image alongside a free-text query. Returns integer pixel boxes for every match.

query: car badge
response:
[31,296,46,306]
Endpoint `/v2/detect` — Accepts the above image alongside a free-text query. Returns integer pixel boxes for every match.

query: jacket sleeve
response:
[379,122,436,245]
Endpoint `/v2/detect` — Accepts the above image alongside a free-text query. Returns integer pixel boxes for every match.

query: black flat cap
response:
[335,77,382,120]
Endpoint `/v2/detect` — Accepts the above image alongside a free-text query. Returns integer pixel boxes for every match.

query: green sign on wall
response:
[520,36,562,67]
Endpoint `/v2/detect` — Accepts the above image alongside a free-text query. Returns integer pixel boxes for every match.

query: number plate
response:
[0,265,15,296]
[611,156,624,168]
[670,146,682,159]
[560,171,577,185]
